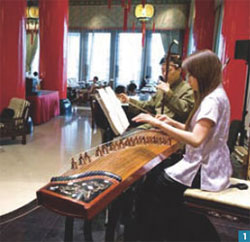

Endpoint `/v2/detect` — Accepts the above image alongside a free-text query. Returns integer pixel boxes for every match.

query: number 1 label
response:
[239,231,250,242]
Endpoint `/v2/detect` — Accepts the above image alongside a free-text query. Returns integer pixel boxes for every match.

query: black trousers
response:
[132,156,220,242]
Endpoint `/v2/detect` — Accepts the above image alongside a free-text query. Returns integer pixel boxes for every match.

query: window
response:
[87,32,111,83]
[150,33,165,82]
[116,33,143,87]
[67,32,81,82]
[67,30,182,88]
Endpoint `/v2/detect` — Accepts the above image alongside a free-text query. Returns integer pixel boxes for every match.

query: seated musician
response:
[118,54,194,130]
[132,50,233,241]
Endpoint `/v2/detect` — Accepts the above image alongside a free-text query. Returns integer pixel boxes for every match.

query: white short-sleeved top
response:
[165,84,233,192]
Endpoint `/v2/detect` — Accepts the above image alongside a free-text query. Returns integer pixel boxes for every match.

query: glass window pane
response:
[150,33,165,82]
[117,33,143,87]
[67,32,80,82]
[87,33,111,83]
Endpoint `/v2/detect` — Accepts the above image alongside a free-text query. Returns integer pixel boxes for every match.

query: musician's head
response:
[182,49,222,98]
[160,54,182,85]
[93,76,99,83]
[183,49,222,130]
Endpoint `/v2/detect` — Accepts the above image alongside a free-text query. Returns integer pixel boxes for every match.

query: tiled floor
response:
[0,106,102,216]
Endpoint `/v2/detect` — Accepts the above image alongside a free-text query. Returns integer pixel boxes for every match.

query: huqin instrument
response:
[37,129,180,220]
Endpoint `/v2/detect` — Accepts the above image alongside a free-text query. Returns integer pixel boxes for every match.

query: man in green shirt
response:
[119,54,194,129]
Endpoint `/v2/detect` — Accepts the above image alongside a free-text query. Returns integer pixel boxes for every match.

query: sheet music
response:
[96,87,130,135]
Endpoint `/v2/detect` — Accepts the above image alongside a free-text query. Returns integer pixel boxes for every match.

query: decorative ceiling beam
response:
[69,0,190,6]
[27,0,190,7]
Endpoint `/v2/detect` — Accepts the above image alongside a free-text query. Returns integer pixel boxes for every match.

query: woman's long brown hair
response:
[182,50,222,130]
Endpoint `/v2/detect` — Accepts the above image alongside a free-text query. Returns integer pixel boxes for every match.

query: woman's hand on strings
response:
[155,114,184,129]
[156,80,170,93]
[155,114,172,124]
[117,93,129,103]
[132,113,161,126]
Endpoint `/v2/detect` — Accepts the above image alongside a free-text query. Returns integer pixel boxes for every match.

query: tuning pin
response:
[134,136,138,145]
[111,142,117,151]
[130,137,135,146]
[168,137,172,145]
[84,152,91,163]
[95,146,100,157]
[79,154,83,165]
[118,140,124,149]
[159,137,164,144]
[88,156,92,163]
[102,144,109,154]
[71,158,77,169]
[124,138,129,146]
[152,136,156,144]
[138,136,142,144]
[71,158,75,169]
[99,148,104,156]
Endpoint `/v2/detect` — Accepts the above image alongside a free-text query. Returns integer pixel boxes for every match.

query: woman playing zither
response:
[132,50,233,241]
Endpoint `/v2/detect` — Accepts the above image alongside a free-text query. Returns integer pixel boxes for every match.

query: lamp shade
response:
[135,4,154,21]
[26,6,39,19]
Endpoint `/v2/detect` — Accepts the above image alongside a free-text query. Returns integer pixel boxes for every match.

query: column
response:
[39,0,68,100]
[192,0,215,51]
[0,0,26,111]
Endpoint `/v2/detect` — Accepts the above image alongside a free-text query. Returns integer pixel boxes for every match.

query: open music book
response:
[95,87,130,135]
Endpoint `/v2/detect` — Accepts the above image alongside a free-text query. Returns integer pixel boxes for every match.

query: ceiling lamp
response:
[135,3,154,47]
[26,6,39,44]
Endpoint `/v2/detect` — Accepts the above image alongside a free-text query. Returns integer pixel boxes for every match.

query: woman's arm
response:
[155,114,186,130]
[132,114,214,147]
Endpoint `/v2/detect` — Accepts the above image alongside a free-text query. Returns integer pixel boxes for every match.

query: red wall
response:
[39,0,68,99]
[0,0,26,111]
[220,0,250,121]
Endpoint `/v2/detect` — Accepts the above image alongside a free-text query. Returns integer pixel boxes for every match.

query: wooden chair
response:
[0,98,30,144]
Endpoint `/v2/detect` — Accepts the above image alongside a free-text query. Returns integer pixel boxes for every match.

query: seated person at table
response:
[88,76,99,94]
[115,85,126,95]
[132,50,233,241]
[139,75,150,90]
[119,54,194,129]
[127,82,137,96]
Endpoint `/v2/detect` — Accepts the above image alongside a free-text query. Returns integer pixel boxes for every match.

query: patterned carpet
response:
[1,197,249,242]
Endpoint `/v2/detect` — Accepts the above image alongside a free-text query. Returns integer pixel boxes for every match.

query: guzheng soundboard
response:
[37,129,180,220]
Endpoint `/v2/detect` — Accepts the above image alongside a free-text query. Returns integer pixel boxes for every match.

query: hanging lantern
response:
[135,4,154,21]
[26,6,39,45]
[135,4,154,47]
